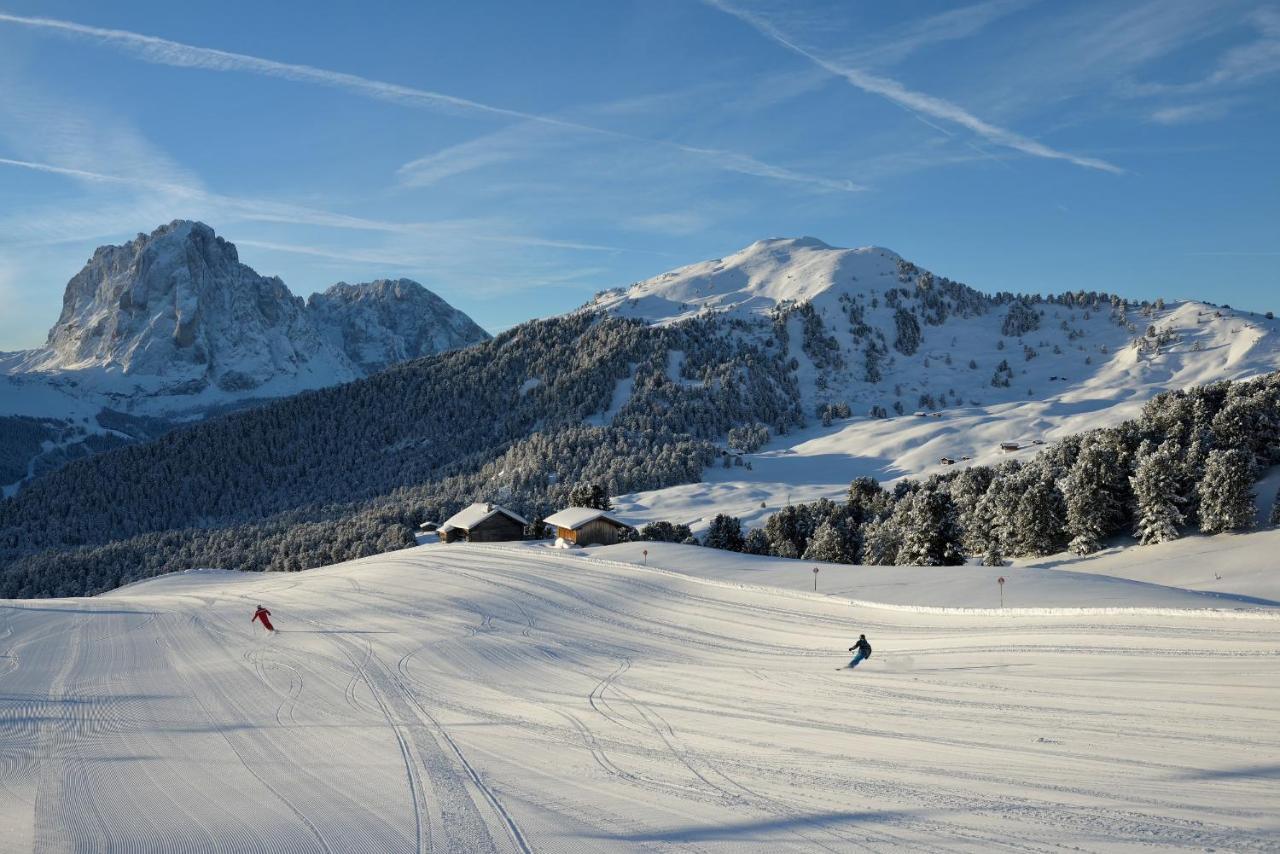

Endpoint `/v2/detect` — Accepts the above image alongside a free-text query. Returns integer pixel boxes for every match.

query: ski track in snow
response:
[1,544,1278,852]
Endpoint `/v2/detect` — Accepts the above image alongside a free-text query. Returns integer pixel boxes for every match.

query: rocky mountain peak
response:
[308,278,490,375]
[12,222,488,399]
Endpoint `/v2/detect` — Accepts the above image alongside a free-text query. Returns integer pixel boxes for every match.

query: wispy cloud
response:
[0,10,861,194]
[1148,100,1235,125]
[622,212,714,235]
[0,11,545,124]
[850,0,1036,67]
[0,84,203,191]
[703,0,1124,174]
[1129,6,1280,97]
[0,156,636,252]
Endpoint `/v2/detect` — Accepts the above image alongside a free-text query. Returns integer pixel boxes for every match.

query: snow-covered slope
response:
[1,542,1275,851]
[589,236,904,324]
[598,237,1280,533]
[0,221,489,492]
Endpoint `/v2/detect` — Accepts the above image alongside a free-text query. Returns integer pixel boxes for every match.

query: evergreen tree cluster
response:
[729,373,1280,566]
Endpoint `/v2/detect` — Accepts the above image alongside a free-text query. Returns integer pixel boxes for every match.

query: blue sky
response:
[0,0,1277,348]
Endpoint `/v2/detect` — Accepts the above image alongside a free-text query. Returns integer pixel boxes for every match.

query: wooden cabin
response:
[939,456,956,466]
[1000,441,1021,452]
[438,503,528,543]
[544,507,631,546]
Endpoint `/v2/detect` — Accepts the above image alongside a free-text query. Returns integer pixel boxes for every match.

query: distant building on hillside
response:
[544,507,631,546]
[1000,441,1021,452]
[439,503,528,543]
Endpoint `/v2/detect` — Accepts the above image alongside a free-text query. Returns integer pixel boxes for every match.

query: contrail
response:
[703,0,1123,175]
[0,156,632,252]
[0,11,863,192]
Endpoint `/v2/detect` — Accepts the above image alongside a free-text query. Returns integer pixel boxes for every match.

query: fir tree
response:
[892,307,922,356]
[1013,477,1067,556]
[1130,446,1186,545]
[1064,442,1123,554]
[803,519,854,563]
[896,488,965,566]
[743,528,771,555]
[704,514,745,552]
[568,482,612,510]
[982,542,1003,567]
[1198,448,1256,534]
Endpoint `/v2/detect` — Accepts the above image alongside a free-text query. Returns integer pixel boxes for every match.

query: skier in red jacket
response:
[252,605,275,632]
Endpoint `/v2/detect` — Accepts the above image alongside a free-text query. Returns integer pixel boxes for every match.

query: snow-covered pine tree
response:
[973,461,1022,557]
[1064,441,1124,554]
[803,518,855,563]
[1013,476,1067,556]
[982,542,1003,567]
[948,466,993,552]
[895,487,965,566]
[743,528,771,555]
[1001,301,1040,337]
[1198,448,1256,534]
[704,514,745,552]
[1213,386,1280,465]
[861,515,903,566]
[1130,445,1186,544]
[568,482,612,510]
[892,307,922,356]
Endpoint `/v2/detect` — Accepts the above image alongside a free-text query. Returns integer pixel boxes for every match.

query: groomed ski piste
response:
[2,541,1278,852]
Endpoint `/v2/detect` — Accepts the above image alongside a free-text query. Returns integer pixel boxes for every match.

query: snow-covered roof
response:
[440,502,529,532]
[544,507,628,530]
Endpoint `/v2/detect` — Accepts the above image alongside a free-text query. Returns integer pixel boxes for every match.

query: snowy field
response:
[2,543,1278,852]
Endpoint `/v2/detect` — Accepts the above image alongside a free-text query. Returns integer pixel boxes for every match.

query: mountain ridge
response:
[0,220,490,492]
[4,227,1280,596]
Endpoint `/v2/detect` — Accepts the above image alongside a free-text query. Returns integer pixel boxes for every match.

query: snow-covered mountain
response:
[308,278,490,375]
[587,237,1280,532]
[15,221,347,392]
[12,221,488,393]
[0,221,488,491]
[589,236,904,323]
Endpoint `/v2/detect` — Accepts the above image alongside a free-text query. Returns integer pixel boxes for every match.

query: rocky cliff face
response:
[1,221,492,491]
[15,221,489,393]
[18,221,341,392]
[308,278,490,375]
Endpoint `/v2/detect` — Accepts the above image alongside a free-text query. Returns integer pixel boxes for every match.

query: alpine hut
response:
[438,503,529,543]
[544,507,631,546]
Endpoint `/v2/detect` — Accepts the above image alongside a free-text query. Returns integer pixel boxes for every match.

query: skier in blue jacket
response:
[847,634,872,668]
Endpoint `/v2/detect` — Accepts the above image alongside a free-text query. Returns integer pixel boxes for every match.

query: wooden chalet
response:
[544,507,631,546]
[438,503,529,543]
[1000,441,1021,452]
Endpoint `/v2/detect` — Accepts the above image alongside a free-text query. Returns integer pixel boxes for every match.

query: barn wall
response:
[467,515,525,542]
[575,519,624,546]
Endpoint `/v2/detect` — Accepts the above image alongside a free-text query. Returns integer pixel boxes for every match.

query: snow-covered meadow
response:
[2,542,1276,851]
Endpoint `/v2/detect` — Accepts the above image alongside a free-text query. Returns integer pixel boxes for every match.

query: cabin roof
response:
[440,502,529,532]
[543,507,628,530]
